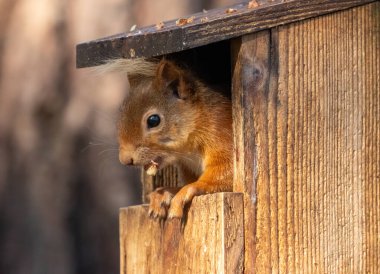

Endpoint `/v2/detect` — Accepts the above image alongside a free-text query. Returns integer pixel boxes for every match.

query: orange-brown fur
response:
[118,59,232,218]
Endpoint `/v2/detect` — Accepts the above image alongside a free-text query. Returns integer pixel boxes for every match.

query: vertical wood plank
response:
[232,2,379,273]
[276,3,380,272]
[120,193,244,274]
[232,30,272,274]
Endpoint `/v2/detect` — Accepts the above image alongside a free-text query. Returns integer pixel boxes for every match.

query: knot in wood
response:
[241,61,266,90]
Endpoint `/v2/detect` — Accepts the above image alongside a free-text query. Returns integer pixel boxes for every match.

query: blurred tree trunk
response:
[0,1,137,273]
[0,1,237,274]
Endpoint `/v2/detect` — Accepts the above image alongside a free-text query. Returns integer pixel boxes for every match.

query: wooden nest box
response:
[76,1,379,273]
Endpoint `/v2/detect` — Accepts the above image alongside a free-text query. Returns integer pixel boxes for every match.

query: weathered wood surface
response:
[120,192,244,274]
[76,0,377,68]
[232,29,271,273]
[232,2,379,273]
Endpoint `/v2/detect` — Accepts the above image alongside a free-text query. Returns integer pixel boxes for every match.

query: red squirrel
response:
[113,58,233,218]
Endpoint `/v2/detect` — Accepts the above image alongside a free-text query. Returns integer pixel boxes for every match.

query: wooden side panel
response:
[232,2,379,273]
[120,192,244,274]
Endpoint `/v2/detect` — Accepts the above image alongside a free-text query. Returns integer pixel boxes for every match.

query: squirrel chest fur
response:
[117,59,233,218]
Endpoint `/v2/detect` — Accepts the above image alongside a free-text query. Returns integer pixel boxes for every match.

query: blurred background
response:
[0,0,237,273]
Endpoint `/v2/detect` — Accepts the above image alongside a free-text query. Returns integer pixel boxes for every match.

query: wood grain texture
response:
[232,2,379,273]
[120,192,244,274]
[232,30,271,273]
[76,0,377,68]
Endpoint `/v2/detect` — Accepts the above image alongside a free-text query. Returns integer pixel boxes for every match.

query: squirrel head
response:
[118,59,200,171]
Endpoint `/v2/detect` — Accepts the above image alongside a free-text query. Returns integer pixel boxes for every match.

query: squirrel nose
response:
[119,148,134,166]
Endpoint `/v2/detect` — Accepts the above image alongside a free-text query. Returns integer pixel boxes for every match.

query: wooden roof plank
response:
[76,0,377,68]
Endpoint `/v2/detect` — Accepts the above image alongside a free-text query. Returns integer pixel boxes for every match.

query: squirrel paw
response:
[148,187,179,219]
[168,185,200,219]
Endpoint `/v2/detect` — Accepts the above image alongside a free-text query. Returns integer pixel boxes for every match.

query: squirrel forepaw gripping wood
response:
[116,58,233,219]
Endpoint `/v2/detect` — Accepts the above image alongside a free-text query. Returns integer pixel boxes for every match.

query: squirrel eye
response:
[147,114,161,128]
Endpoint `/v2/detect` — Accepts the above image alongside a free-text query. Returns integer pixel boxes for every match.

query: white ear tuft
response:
[93,58,158,77]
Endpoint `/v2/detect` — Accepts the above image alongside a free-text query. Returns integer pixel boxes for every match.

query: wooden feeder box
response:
[76,0,380,273]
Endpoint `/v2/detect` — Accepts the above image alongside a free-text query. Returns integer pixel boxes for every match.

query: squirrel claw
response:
[148,187,180,220]
[148,205,167,219]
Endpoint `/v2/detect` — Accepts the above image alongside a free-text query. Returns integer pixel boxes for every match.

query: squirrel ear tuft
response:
[96,58,158,88]
[155,60,194,100]
[127,74,146,88]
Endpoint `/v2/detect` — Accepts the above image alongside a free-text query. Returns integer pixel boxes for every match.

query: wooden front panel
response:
[120,193,244,274]
[232,2,379,273]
